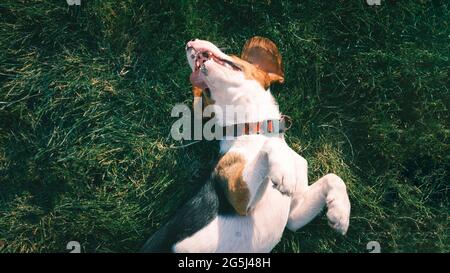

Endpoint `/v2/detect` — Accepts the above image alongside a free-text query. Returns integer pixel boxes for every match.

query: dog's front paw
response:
[326,179,351,235]
[268,162,296,196]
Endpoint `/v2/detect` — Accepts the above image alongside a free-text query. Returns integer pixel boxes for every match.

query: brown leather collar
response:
[220,115,292,137]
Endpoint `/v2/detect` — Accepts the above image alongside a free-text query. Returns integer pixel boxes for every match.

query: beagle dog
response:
[141,37,350,253]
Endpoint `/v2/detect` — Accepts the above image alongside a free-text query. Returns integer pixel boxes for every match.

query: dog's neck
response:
[209,80,281,128]
[208,80,282,154]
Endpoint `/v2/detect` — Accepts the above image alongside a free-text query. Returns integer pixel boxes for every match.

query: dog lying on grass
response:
[141,37,350,253]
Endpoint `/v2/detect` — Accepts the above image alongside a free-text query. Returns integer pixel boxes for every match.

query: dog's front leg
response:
[261,138,297,196]
[287,173,351,235]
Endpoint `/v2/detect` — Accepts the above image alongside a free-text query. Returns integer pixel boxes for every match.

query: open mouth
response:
[191,50,242,72]
[188,48,242,89]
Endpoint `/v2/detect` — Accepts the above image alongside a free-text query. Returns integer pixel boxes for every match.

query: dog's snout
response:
[186,39,198,50]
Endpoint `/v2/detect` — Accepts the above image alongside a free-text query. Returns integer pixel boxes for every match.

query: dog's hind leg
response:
[286,174,350,235]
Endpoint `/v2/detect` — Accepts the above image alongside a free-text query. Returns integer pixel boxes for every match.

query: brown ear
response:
[241,36,284,85]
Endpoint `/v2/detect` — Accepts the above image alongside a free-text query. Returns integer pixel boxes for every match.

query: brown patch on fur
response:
[213,152,250,216]
[192,86,203,97]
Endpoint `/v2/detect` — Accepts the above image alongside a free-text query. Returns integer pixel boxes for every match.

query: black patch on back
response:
[213,175,238,215]
[140,178,237,253]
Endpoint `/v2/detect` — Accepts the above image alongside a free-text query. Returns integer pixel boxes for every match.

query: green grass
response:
[0,0,448,253]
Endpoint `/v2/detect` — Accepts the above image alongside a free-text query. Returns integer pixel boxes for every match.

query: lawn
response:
[0,0,448,253]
